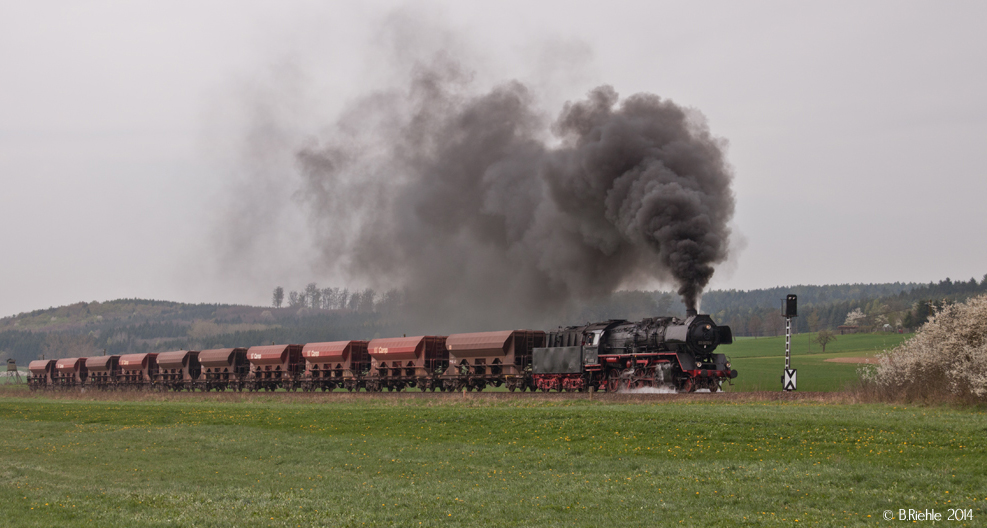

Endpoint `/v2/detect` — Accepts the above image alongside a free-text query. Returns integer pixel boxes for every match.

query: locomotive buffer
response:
[781,295,797,391]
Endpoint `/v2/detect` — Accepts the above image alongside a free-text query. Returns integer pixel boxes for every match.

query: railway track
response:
[3,386,845,404]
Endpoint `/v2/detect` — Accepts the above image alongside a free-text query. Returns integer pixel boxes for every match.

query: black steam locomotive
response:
[532,310,736,392]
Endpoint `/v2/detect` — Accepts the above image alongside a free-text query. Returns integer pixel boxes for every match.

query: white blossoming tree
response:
[844,308,866,326]
[862,293,987,403]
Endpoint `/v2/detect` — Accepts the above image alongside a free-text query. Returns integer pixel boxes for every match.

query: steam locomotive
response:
[532,310,736,393]
[27,312,735,394]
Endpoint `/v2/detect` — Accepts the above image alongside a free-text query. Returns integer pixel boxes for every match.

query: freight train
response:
[27,311,736,393]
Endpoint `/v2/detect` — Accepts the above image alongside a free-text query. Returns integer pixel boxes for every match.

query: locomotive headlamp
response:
[726,361,731,368]
[696,361,703,368]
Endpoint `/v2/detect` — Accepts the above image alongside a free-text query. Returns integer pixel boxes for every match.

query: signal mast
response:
[782,294,797,391]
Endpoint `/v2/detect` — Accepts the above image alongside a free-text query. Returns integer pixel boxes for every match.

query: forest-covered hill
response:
[2,274,984,365]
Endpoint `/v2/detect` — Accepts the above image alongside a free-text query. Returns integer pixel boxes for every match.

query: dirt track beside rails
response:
[824,356,880,364]
[0,386,861,404]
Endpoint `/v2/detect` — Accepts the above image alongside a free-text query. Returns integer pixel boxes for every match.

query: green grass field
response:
[1,391,984,527]
[722,333,914,393]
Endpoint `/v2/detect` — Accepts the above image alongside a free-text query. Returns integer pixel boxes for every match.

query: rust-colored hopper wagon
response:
[197,348,248,391]
[86,356,121,389]
[52,357,89,389]
[444,330,546,392]
[155,350,201,391]
[366,336,448,392]
[301,340,370,392]
[118,353,159,389]
[245,344,303,392]
[28,360,55,390]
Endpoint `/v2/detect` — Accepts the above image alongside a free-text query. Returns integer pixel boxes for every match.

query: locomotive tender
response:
[26,312,735,394]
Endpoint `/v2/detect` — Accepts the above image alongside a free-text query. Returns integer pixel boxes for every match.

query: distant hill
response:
[0,299,399,366]
[2,274,984,364]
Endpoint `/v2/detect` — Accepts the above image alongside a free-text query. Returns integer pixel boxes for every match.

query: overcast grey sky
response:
[1,1,985,317]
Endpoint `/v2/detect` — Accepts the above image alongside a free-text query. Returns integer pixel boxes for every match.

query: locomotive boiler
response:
[532,310,736,392]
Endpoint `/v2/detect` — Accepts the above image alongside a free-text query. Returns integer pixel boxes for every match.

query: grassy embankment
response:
[0,392,983,527]
[723,332,913,393]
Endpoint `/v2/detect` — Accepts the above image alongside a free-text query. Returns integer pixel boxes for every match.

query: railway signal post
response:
[782,294,797,391]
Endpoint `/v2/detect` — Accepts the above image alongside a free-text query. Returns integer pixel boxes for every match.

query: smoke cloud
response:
[291,58,734,330]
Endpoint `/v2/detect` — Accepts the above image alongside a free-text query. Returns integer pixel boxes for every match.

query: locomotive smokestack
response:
[686,308,698,318]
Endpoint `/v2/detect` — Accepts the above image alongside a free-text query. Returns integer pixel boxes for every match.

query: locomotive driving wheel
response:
[606,370,621,393]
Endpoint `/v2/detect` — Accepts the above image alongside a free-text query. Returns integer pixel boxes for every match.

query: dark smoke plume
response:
[295,62,734,330]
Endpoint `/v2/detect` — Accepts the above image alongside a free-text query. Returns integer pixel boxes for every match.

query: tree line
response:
[272,284,402,313]
[709,275,987,337]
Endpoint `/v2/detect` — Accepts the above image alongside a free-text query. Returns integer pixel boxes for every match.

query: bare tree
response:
[320,287,333,309]
[377,289,404,314]
[357,288,377,312]
[748,314,763,338]
[806,309,821,332]
[729,316,747,337]
[815,329,837,353]
[288,291,302,308]
[272,286,284,309]
[339,288,350,310]
[766,314,784,336]
[305,283,321,309]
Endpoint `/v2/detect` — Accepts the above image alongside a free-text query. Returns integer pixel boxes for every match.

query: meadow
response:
[723,332,913,393]
[0,390,983,527]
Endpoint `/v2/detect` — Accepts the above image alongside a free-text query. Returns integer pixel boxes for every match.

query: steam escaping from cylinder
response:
[291,62,734,329]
